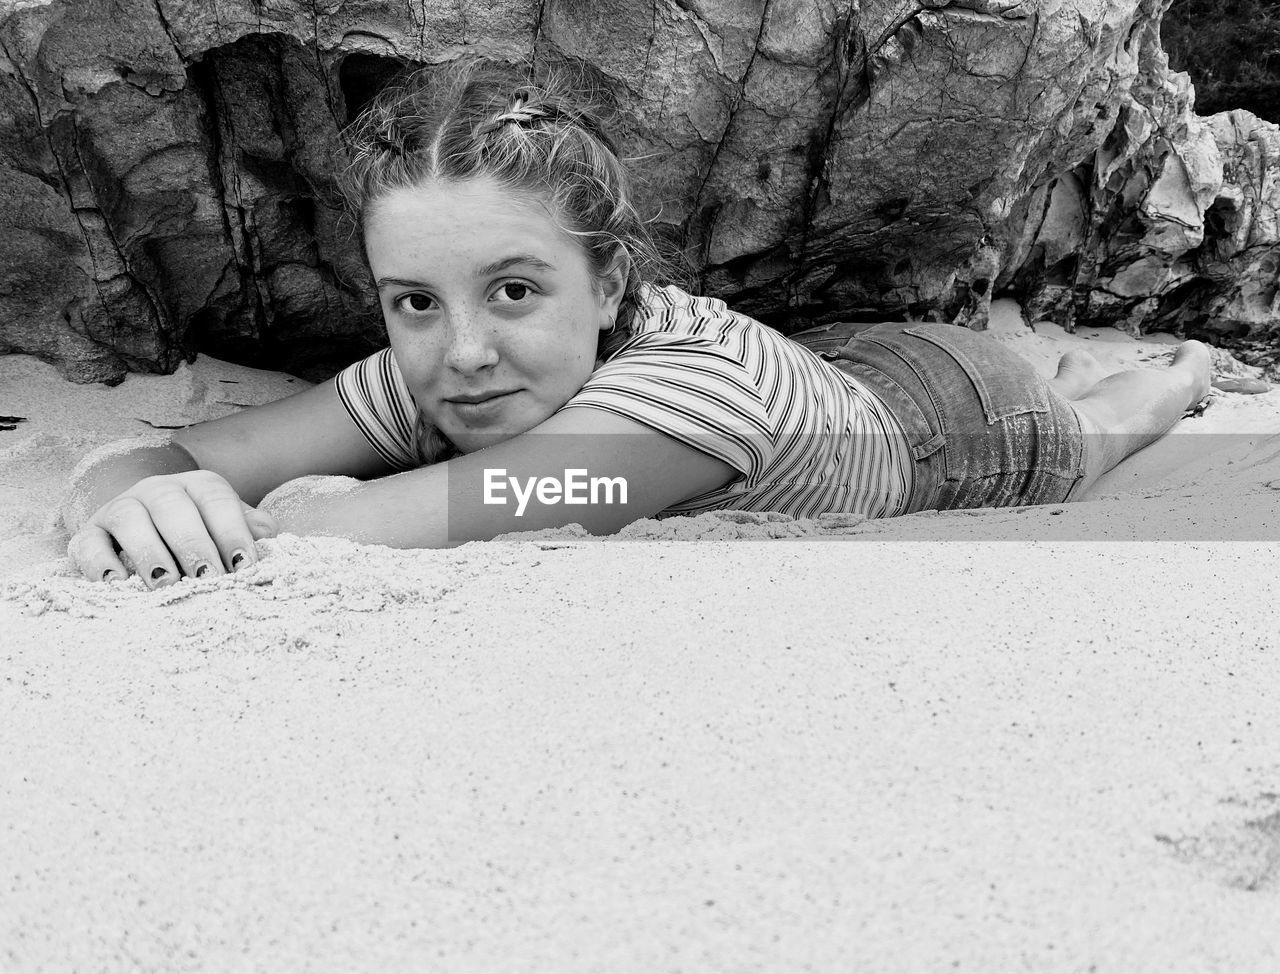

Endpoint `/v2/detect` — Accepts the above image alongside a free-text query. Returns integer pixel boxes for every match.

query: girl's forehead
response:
[363,177,584,270]
[367,176,554,228]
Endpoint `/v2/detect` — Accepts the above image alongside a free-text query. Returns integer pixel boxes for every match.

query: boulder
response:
[1003,41,1280,342]
[1,0,1277,382]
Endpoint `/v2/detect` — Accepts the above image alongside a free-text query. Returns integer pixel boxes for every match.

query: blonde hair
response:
[340,58,681,462]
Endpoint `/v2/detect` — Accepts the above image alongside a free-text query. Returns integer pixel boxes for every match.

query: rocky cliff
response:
[1,0,1277,382]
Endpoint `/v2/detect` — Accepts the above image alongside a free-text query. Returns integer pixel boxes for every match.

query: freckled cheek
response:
[389,331,447,396]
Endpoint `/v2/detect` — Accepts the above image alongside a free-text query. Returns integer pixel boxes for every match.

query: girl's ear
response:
[597,247,631,329]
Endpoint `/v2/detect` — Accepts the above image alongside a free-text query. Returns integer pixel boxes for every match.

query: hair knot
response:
[478,87,550,135]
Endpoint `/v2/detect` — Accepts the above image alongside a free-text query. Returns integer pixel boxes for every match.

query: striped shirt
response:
[334,284,913,519]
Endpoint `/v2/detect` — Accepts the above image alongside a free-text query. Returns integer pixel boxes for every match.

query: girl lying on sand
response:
[65,57,1212,587]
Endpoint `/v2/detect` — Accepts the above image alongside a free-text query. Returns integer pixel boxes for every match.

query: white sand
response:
[4,304,1280,971]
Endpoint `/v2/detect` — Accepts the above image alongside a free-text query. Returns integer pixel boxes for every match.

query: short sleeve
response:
[561,333,774,482]
[333,348,421,470]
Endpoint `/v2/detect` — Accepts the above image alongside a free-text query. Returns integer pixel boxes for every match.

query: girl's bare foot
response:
[1050,348,1110,400]
[1066,339,1217,496]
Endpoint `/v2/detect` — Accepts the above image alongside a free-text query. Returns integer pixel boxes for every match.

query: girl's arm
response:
[262,405,738,547]
[67,379,397,584]
[171,377,401,504]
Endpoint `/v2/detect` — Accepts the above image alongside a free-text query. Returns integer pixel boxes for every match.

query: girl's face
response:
[364,176,625,454]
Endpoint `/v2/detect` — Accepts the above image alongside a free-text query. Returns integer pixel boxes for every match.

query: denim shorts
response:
[790,321,1086,513]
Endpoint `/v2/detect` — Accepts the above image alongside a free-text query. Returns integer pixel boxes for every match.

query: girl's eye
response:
[497,282,531,302]
[397,293,434,314]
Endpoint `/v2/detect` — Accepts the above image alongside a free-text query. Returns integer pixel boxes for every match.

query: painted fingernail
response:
[230,551,246,569]
[102,569,122,583]
[195,563,210,578]
[150,566,168,582]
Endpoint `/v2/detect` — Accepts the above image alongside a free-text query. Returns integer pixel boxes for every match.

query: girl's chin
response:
[446,420,546,454]
[434,399,562,454]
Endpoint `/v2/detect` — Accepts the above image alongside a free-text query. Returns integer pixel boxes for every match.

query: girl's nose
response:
[443,310,499,373]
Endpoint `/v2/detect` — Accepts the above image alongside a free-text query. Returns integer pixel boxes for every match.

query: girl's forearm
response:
[62,436,200,531]
[259,470,456,549]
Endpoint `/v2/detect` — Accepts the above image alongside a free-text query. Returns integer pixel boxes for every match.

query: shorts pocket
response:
[902,325,1050,424]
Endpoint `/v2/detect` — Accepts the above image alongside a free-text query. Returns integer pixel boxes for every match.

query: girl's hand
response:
[68,470,279,587]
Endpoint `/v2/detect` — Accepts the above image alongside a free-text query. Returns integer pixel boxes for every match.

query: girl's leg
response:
[1063,341,1212,493]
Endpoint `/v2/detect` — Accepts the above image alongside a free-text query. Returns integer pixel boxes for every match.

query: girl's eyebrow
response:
[375,255,557,291]
[376,276,430,290]
[476,254,557,277]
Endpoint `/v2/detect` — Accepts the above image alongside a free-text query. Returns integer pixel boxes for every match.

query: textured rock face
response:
[1003,38,1280,341]
[1,0,1277,382]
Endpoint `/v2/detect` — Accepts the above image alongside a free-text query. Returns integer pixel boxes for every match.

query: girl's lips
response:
[447,390,519,422]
